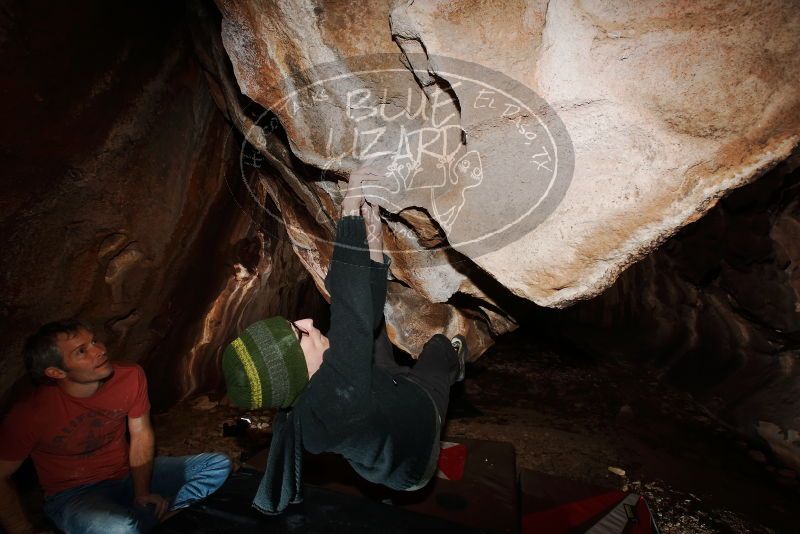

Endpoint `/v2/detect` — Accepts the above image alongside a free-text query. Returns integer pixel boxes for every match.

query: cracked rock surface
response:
[213,0,800,358]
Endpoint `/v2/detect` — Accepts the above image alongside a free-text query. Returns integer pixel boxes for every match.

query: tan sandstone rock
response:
[214,0,800,356]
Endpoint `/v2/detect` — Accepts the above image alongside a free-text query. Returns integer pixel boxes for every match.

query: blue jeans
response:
[43,453,232,534]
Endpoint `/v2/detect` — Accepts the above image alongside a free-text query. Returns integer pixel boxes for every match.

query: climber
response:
[0,320,232,534]
[221,163,468,514]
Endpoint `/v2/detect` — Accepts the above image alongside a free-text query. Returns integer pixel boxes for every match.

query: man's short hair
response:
[23,319,92,385]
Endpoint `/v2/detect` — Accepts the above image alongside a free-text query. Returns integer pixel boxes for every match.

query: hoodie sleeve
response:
[252,410,303,515]
[306,216,376,422]
[369,254,391,328]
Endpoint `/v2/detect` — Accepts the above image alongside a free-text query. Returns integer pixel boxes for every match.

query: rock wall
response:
[546,155,800,470]
[212,0,800,358]
[1,0,799,445]
[203,0,800,466]
[0,0,315,409]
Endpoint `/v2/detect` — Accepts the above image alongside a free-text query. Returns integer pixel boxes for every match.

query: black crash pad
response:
[243,437,518,534]
[153,468,481,534]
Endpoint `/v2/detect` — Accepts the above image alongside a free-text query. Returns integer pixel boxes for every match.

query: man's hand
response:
[128,411,157,519]
[342,173,365,217]
[361,201,384,263]
[134,493,169,520]
[342,163,382,217]
[342,162,386,262]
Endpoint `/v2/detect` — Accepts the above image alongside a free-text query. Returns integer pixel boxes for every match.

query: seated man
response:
[222,166,468,514]
[0,320,232,534]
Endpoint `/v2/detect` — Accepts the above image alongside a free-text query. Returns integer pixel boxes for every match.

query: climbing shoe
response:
[451,335,467,382]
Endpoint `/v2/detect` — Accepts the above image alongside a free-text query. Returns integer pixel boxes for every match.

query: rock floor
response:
[154,331,798,533]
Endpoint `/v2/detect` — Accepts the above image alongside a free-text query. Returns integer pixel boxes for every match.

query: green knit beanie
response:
[222,316,309,409]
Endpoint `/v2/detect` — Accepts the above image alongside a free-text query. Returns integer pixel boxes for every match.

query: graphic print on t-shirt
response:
[48,408,127,457]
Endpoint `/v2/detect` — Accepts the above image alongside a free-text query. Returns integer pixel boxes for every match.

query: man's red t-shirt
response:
[0,362,150,496]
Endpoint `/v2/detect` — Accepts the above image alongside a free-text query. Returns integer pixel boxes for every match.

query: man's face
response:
[291,318,329,378]
[49,327,113,384]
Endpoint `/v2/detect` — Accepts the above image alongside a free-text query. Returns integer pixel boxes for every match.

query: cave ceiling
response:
[202,0,800,357]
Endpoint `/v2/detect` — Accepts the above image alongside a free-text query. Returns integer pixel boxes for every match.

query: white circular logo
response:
[235,54,574,263]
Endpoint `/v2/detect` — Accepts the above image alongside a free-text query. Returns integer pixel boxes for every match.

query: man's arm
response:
[361,200,384,265]
[308,168,377,422]
[362,201,390,327]
[369,255,390,327]
[0,459,37,534]
[128,412,168,519]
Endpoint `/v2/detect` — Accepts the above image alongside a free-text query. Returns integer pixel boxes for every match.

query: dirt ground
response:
[154,331,799,533]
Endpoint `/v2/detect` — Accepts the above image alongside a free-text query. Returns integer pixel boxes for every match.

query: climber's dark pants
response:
[373,323,460,422]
